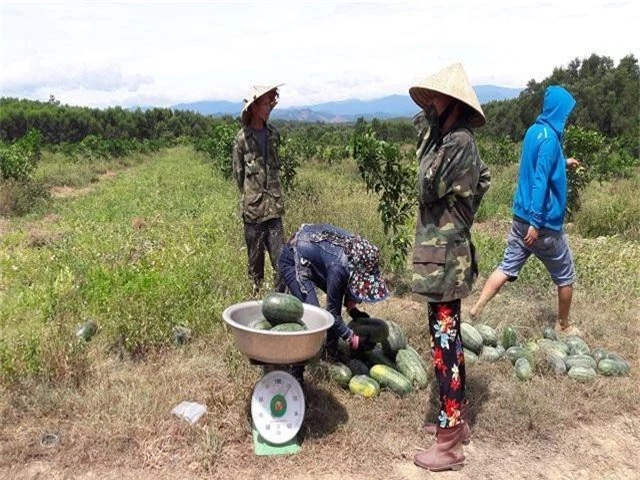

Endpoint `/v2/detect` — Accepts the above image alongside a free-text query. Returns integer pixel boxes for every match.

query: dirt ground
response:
[2,416,639,479]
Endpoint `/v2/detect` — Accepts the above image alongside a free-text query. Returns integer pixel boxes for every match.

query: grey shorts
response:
[499,219,576,287]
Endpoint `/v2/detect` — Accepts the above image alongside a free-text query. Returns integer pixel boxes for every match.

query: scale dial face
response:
[251,370,305,445]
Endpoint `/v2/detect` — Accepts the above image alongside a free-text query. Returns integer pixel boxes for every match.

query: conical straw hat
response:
[409,63,485,127]
[241,84,283,124]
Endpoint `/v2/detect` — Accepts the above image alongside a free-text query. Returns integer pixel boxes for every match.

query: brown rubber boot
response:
[414,423,466,472]
[424,401,471,444]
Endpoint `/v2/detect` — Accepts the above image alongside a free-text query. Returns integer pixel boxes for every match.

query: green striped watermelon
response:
[262,292,304,325]
[461,322,483,353]
[568,366,597,383]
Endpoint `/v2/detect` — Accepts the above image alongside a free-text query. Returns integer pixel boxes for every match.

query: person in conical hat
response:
[232,84,285,295]
[409,63,491,472]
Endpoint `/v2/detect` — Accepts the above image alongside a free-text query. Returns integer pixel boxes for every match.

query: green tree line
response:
[0,96,229,144]
[482,53,639,157]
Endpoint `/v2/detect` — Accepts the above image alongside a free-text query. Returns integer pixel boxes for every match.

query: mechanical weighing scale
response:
[222,301,334,456]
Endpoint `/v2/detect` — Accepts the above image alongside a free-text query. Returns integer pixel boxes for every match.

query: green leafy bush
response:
[0,129,42,181]
[478,135,520,166]
[353,127,417,273]
[278,134,300,193]
[193,122,237,179]
[564,125,638,218]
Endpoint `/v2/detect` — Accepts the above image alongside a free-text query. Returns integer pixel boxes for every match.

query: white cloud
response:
[1,0,638,108]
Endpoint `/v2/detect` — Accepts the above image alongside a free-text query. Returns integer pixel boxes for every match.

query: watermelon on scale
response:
[262,292,304,325]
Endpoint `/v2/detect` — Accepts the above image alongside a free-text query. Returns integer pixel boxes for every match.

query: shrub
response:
[0,129,42,181]
[353,128,417,274]
[0,178,50,216]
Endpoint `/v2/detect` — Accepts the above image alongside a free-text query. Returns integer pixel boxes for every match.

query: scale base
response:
[252,422,301,456]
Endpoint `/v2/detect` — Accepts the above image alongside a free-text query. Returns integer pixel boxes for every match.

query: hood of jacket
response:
[536,85,576,137]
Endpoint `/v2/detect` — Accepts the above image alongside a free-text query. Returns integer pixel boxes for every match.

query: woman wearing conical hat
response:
[409,63,491,472]
[232,84,286,295]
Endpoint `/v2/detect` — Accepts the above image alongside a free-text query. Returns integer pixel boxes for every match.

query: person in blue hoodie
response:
[470,86,581,335]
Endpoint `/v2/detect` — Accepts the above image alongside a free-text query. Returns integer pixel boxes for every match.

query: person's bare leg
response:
[555,284,578,334]
[470,270,510,320]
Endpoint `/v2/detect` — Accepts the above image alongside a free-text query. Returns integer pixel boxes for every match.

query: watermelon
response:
[525,341,540,355]
[270,322,306,332]
[262,292,304,325]
[76,321,98,341]
[369,364,413,396]
[328,362,352,387]
[591,347,608,364]
[347,359,370,376]
[545,349,567,375]
[475,324,498,347]
[552,340,570,355]
[536,338,556,351]
[597,358,630,376]
[171,326,192,345]
[565,354,597,370]
[506,346,530,365]
[249,318,272,330]
[460,323,483,353]
[337,338,351,361]
[406,345,430,373]
[543,326,560,341]
[495,345,506,358]
[349,318,389,343]
[381,320,407,359]
[565,336,590,355]
[349,375,380,398]
[568,366,597,383]
[501,326,517,349]
[479,346,502,363]
[514,357,533,381]
[607,352,630,369]
[463,348,478,366]
[395,349,429,388]
[362,347,396,369]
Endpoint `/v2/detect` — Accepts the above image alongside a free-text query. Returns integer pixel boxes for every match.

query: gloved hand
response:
[348,307,370,319]
[348,333,360,351]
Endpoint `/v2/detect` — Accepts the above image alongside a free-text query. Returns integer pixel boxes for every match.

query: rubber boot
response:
[424,400,471,444]
[414,423,465,472]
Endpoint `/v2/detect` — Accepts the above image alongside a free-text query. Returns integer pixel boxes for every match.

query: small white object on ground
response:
[171,401,207,424]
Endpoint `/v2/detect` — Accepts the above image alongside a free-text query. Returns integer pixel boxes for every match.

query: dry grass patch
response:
[1,291,639,479]
[50,185,93,199]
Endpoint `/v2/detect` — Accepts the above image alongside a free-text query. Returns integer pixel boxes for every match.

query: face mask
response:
[424,104,439,126]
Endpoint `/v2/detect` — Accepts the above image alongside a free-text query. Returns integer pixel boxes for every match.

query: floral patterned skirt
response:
[427,299,466,428]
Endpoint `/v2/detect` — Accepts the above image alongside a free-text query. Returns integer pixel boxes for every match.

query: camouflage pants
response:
[244,217,285,292]
[427,299,466,428]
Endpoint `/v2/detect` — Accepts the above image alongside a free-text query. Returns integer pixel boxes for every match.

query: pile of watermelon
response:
[460,322,631,383]
[247,293,428,398]
[327,318,429,399]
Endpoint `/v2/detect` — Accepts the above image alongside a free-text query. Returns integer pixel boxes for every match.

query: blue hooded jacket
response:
[513,86,576,231]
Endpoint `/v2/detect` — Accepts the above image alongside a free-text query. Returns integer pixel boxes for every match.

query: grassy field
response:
[1,147,639,478]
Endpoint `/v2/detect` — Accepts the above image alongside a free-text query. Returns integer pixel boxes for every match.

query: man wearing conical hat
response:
[408,63,491,472]
[232,85,285,295]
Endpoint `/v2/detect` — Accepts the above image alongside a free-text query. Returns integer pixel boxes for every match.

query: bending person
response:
[278,224,389,383]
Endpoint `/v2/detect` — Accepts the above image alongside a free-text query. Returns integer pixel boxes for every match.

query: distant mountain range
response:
[171,85,523,122]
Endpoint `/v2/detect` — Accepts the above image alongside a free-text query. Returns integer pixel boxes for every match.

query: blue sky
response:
[1,0,638,108]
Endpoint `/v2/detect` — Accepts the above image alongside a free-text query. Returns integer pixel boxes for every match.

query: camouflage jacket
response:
[232,123,284,223]
[412,125,491,302]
